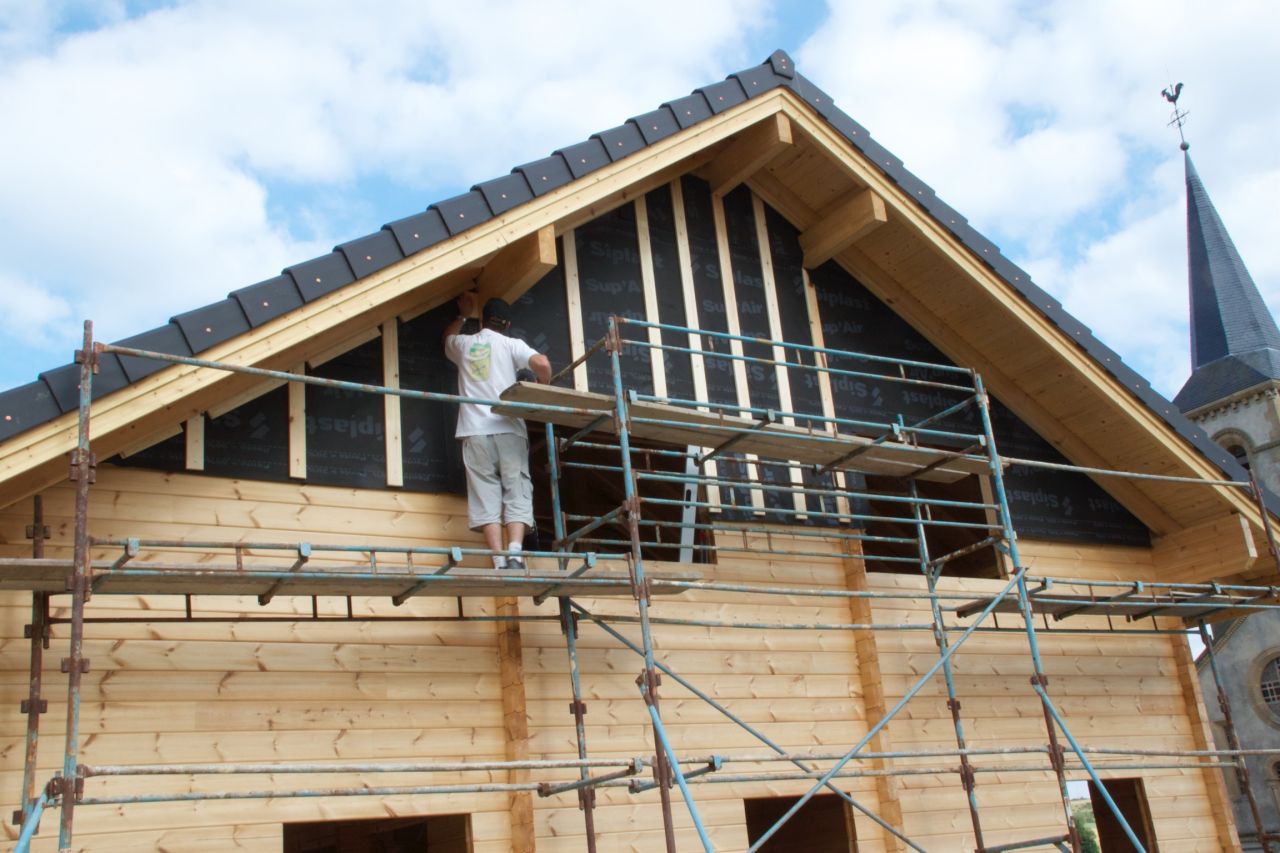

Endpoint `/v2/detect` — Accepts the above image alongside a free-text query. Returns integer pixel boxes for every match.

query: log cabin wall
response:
[0,166,1240,850]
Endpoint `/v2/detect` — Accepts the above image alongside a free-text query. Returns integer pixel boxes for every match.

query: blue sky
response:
[1,0,1278,403]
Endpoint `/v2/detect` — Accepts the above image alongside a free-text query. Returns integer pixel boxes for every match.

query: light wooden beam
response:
[288,363,306,480]
[702,112,793,198]
[116,424,181,459]
[799,187,888,269]
[562,227,588,391]
[843,545,908,850]
[1153,513,1257,583]
[475,225,557,306]
[184,416,205,471]
[711,191,765,512]
[306,327,380,370]
[634,196,667,399]
[206,378,286,420]
[382,321,403,488]
[495,596,535,852]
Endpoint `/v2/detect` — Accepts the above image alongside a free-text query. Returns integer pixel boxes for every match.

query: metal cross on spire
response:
[1162,82,1190,150]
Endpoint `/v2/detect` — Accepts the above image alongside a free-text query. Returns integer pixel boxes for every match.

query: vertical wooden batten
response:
[562,227,588,391]
[711,191,765,511]
[752,192,806,516]
[802,267,850,518]
[496,596,535,852]
[184,416,205,472]
[671,180,710,409]
[672,179,719,508]
[382,321,403,488]
[843,539,907,850]
[635,196,667,399]
[288,363,306,480]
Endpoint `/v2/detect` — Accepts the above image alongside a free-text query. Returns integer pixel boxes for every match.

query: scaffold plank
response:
[496,382,990,483]
[0,557,693,600]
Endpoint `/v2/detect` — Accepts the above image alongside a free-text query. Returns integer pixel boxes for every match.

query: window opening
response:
[743,793,857,852]
[1086,778,1158,852]
[283,814,470,853]
[1261,657,1280,715]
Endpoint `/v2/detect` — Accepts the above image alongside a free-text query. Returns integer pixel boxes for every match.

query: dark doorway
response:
[744,793,857,851]
[283,813,470,853]
[1088,778,1158,852]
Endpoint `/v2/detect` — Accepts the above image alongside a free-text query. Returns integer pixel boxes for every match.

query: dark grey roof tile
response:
[731,63,790,97]
[113,323,193,383]
[39,353,128,411]
[385,209,450,256]
[663,92,713,129]
[591,122,648,162]
[286,252,356,303]
[627,106,680,145]
[555,139,611,179]
[694,78,747,114]
[515,154,574,197]
[431,190,493,236]
[787,73,837,115]
[231,275,303,328]
[171,298,251,353]
[337,229,404,279]
[472,173,534,216]
[0,380,60,442]
[766,49,796,79]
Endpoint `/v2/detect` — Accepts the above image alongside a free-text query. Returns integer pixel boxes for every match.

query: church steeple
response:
[1173,152,1280,412]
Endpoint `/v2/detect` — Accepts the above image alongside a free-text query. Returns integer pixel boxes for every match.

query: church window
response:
[1226,443,1251,470]
[1261,657,1280,713]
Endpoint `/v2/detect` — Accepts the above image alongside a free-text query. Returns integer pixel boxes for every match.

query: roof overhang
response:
[0,84,1270,582]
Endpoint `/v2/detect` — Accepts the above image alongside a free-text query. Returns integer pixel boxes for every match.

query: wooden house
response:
[0,50,1273,851]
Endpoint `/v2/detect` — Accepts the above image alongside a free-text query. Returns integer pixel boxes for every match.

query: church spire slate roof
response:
[1174,152,1280,411]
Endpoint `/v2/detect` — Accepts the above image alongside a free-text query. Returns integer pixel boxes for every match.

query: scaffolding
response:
[7,316,1280,852]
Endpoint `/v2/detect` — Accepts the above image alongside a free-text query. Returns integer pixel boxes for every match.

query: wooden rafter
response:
[475,225,557,305]
[799,187,887,269]
[701,112,793,198]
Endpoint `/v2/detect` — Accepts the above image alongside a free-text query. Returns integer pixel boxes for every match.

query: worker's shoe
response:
[507,555,526,572]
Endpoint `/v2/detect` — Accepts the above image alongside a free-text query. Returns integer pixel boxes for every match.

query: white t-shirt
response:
[444,327,539,438]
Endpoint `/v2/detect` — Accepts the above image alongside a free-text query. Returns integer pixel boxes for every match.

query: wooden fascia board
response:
[0,91,793,509]
[776,96,1265,531]
[475,225,557,305]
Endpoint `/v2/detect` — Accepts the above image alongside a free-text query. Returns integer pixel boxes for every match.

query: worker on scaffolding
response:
[443,292,551,569]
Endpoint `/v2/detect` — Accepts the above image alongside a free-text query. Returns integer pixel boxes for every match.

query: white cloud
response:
[1,0,1277,409]
[0,0,769,388]
[798,0,1280,399]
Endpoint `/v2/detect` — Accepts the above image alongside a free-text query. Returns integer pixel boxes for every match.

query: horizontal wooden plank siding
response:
[0,478,1229,850]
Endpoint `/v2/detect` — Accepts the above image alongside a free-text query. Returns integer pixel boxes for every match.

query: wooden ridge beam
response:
[799,187,888,269]
[476,225,557,305]
[702,112,793,198]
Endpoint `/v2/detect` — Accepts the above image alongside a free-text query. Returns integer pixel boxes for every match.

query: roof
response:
[0,50,1264,519]
[1174,153,1280,412]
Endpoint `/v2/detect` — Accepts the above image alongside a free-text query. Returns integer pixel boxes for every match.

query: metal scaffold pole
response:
[11,316,1280,852]
[14,496,50,829]
[905,473,986,849]
[58,321,96,852]
[606,317,685,852]
[546,421,600,852]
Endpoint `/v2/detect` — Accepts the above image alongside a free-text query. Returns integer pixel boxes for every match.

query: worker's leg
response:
[495,434,535,567]
[462,436,507,568]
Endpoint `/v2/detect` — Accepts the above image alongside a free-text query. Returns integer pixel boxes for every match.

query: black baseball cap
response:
[482,298,512,324]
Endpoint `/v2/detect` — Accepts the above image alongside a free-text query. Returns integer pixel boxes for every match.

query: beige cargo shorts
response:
[461,433,534,530]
